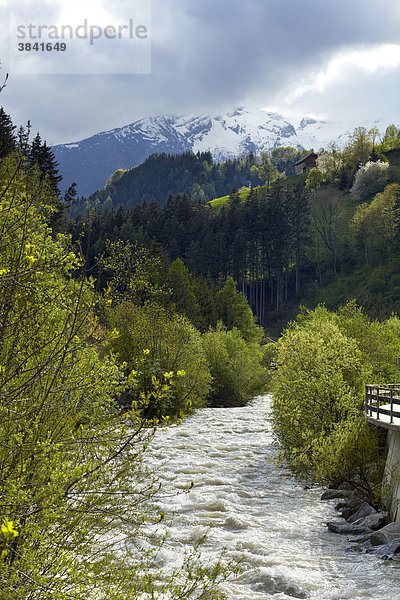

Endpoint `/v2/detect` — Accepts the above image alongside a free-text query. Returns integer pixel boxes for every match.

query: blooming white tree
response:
[350,160,389,201]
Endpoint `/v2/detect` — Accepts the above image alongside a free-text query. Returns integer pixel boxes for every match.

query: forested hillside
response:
[66,124,400,332]
[69,146,302,216]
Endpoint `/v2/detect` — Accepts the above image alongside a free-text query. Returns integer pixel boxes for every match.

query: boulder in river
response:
[369,540,400,559]
[337,496,364,520]
[327,520,373,535]
[350,522,400,545]
[328,511,387,536]
[347,502,376,523]
[321,489,351,501]
[360,512,388,531]
[369,523,400,546]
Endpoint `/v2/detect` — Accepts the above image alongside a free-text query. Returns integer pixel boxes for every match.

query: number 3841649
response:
[18,43,67,51]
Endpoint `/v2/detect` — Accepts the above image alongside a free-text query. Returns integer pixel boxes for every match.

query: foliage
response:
[344,126,374,174]
[0,108,65,219]
[71,147,307,217]
[165,258,203,327]
[68,180,313,327]
[106,167,127,187]
[65,119,400,330]
[107,301,211,418]
[350,202,372,261]
[202,325,266,406]
[382,124,400,152]
[334,301,400,384]
[256,158,280,187]
[305,168,324,191]
[0,520,18,562]
[29,131,63,197]
[351,183,400,257]
[100,239,168,306]
[0,154,139,597]
[270,146,302,177]
[271,304,387,496]
[316,144,343,184]
[0,107,16,158]
[209,185,252,208]
[310,186,345,275]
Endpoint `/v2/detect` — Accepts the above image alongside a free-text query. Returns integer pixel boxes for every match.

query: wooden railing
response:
[365,384,400,424]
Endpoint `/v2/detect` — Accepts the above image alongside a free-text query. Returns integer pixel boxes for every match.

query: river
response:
[144,395,400,600]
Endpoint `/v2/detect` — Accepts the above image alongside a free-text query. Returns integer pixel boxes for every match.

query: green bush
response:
[271,304,385,497]
[202,324,266,406]
[108,301,211,418]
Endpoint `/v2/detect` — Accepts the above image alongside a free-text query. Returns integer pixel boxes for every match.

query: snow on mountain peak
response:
[53,107,352,196]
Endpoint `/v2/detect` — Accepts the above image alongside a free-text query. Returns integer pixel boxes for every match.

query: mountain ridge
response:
[53,107,363,196]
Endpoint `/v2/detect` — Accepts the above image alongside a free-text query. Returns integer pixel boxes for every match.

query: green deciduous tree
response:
[305,168,324,191]
[270,146,302,176]
[350,202,371,263]
[311,187,344,275]
[216,276,263,343]
[344,126,374,175]
[382,124,400,151]
[316,143,343,184]
[100,240,168,307]
[351,183,400,252]
[257,158,280,188]
[0,154,146,597]
[166,258,202,326]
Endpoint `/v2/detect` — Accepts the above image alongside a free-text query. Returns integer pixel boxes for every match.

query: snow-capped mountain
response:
[53,107,350,196]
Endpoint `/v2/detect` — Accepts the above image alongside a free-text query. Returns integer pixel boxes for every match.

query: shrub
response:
[271,305,384,497]
[108,301,211,418]
[202,325,266,406]
[335,301,400,384]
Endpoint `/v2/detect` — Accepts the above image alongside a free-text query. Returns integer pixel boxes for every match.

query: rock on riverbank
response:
[322,490,400,559]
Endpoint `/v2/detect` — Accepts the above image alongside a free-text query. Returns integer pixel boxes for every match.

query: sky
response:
[1,0,400,145]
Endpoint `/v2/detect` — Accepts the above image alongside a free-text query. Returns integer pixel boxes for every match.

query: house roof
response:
[294,152,318,166]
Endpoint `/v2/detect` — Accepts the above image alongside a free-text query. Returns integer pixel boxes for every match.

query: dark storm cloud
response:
[150,0,400,103]
[2,0,400,144]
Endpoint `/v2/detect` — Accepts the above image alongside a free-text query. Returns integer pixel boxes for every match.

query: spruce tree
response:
[29,133,64,225]
[30,132,63,195]
[16,125,30,154]
[0,107,16,158]
[40,141,62,195]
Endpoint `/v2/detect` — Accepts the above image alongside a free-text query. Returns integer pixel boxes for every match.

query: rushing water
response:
[145,395,400,600]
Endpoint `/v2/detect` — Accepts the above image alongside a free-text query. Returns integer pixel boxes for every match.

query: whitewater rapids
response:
[144,395,400,600]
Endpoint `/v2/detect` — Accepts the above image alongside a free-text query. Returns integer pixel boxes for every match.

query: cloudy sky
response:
[1,0,400,145]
